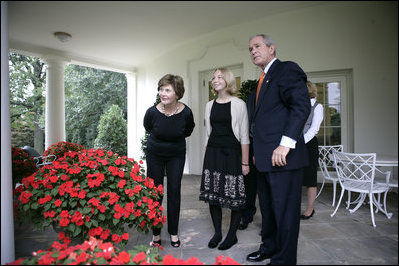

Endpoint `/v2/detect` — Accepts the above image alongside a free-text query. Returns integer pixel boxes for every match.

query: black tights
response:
[209,204,241,244]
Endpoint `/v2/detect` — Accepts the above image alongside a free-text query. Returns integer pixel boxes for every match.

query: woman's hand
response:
[242,165,250,176]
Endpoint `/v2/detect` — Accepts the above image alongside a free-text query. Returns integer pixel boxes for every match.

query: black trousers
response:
[257,169,303,265]
[146,153,185,236]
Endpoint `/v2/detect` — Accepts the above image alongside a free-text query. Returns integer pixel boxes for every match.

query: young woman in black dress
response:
[199,68,250,250]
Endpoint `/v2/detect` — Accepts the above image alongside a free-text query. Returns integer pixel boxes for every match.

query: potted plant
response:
[16,147,166,247]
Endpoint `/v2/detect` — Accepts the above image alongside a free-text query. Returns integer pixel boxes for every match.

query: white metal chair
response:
[316,145,343,206]
[330,151,391,227]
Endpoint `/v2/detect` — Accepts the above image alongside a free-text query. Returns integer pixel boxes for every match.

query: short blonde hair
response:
[307,81,317,99]
[212,68,237,95]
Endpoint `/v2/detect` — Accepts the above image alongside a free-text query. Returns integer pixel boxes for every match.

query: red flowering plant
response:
[15,147,166,247]
[11,146,38,187]
[6,237,240,265]
[42,141,85,159]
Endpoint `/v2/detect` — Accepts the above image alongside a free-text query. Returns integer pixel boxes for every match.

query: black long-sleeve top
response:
[143,104,195,158]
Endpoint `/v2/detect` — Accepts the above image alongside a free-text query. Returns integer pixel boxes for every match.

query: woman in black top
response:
[143,74,195,248]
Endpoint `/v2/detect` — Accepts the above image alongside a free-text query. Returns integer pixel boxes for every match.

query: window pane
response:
[315,81,342,146]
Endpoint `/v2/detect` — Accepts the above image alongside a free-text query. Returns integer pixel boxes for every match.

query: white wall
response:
[134,1,398,174]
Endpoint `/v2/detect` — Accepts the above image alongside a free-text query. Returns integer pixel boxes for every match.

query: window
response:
[308,70,353,152]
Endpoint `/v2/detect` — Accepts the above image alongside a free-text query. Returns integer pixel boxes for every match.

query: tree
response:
[9,53,46,153]
[64,65,127,148]
[94,104,127,156]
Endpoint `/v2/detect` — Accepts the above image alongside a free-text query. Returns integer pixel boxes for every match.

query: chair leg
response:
[332,181,337,207]
[383,192,392,219]
[346,191,351,209]
[316,179,325,199]
[349,193,366,214]
[331,189,345,217]
[368,193,376,227]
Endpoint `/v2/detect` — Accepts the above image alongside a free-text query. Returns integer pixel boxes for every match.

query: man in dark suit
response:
[246,34,311,265]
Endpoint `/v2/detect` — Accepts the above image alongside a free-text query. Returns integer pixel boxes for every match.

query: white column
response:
[1,2,15,264]
[43,55,69,149]
[126,72,139,160]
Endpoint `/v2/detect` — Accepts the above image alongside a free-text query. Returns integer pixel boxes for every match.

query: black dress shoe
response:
[246,250,272,262]
[238,221,249,230]
[300,209,315,220]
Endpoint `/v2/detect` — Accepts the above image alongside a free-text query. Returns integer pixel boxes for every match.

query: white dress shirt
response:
[304,98,324,144]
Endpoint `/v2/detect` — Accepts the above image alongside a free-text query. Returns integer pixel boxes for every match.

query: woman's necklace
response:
[162,103,179,117]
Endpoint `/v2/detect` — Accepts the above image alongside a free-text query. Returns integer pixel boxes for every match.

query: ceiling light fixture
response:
[54,31,72,43]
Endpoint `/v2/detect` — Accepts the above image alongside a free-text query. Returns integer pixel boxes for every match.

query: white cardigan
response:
[204,96,250,147]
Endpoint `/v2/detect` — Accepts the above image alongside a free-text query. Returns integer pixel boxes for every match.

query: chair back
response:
[319,145,343,168]
[332,150,376,191]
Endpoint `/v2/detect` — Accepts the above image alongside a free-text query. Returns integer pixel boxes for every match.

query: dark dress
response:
[199,101,246,210]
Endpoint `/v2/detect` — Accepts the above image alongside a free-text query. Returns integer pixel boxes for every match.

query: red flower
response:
[118,250,131,264]
[133,251,146,264]
[18,191,32,204]
[77,189,87,199]
[59,217,70,227]
[54,199,62,207]
[117,179,126,189]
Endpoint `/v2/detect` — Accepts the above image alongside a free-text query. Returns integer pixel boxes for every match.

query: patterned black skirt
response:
[199,146,246,210]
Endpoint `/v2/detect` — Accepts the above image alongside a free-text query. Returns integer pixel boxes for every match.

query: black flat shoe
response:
[300,209,315,220]
[217,237,237,250]
[208,235,222,249]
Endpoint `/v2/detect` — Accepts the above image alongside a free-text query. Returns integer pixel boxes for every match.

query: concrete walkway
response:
[14,175,398,265]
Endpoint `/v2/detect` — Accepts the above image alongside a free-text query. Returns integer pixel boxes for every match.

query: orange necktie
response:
[256,72,265,105]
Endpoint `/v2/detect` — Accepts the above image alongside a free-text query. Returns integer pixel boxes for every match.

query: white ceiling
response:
[8,1,325,72]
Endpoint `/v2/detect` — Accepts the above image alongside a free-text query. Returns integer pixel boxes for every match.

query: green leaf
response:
[96,257,107,265]
[113,218,119,226]
[84,221,92,228]
[70,200,77,208]
[82,207,91,214]
[67,223,76,232]
[73,226,82,237]
[51,188,58,196]
[98,214,106,221]
[91,219,98,227]
[31,202,38,210]
[79,199,87,206]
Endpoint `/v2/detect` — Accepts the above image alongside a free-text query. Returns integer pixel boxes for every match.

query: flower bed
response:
[6,237,240,265]
[15,148,165,246]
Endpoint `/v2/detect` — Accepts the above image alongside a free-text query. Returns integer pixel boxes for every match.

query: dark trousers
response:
[257,169,303,265]
[146,153,185,236]
[241,162,258,223]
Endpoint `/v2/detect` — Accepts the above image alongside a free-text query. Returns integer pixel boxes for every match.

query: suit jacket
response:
[247,59,311,172]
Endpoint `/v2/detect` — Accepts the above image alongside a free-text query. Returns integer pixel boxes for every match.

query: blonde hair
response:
[212,68,237,95]
[307,81,317,99]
